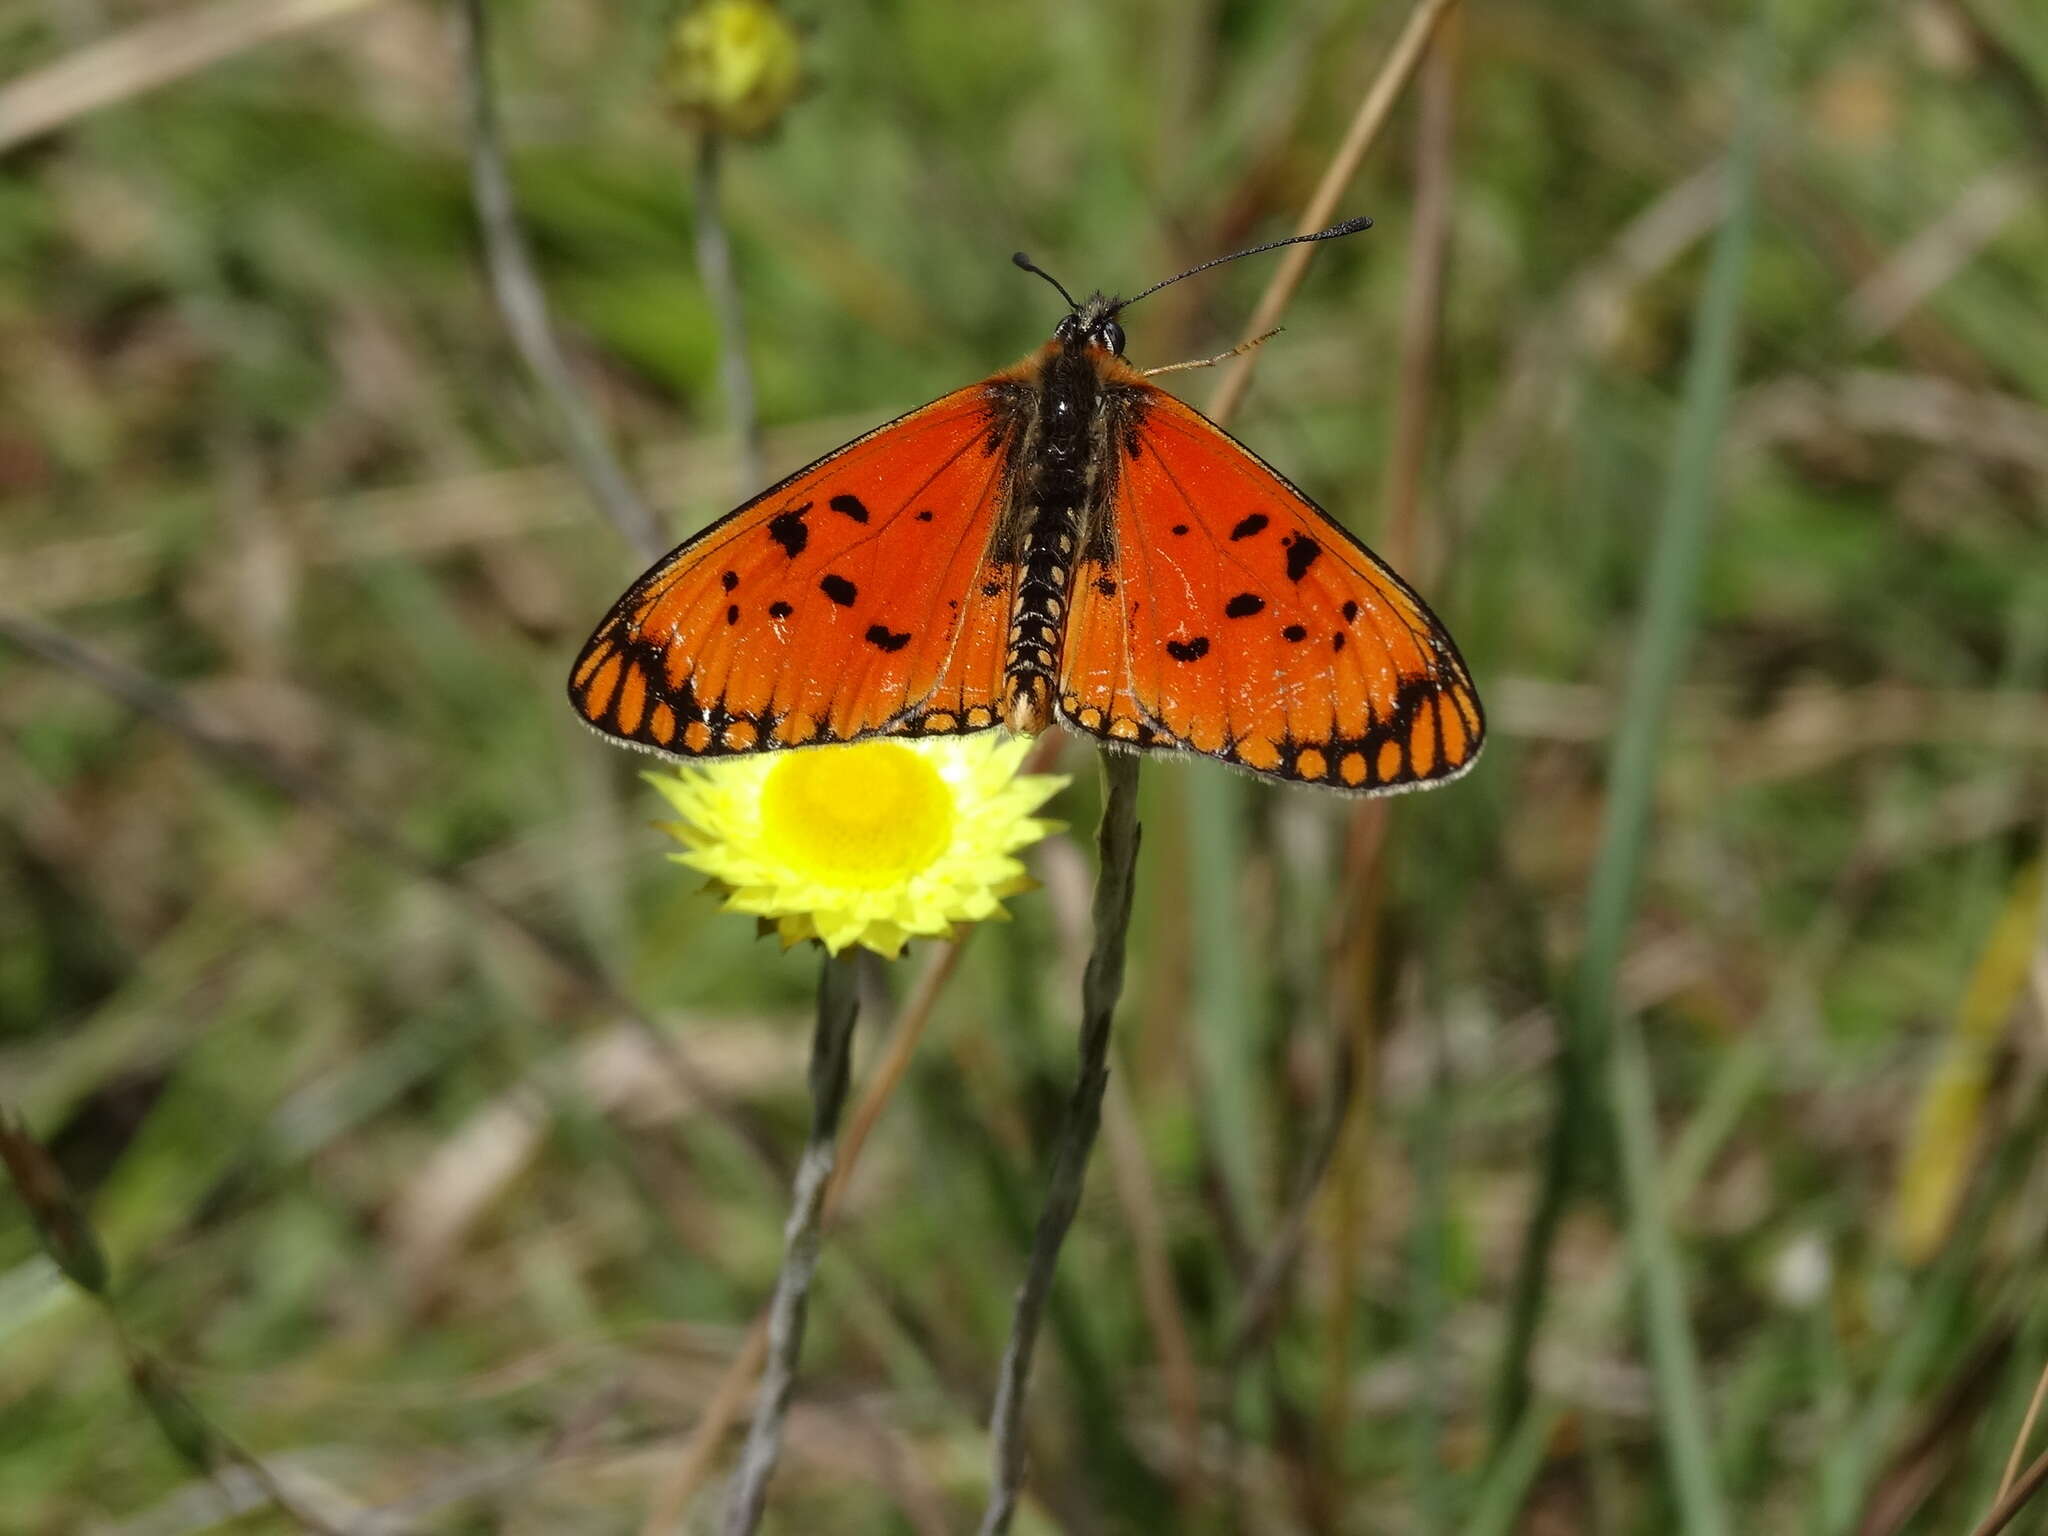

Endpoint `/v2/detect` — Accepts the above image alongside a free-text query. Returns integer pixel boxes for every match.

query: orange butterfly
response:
[570,221,1482,794]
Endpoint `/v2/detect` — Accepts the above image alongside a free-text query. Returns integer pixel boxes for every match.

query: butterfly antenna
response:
[1113,216,1373,313]
[1012,251,1080,312]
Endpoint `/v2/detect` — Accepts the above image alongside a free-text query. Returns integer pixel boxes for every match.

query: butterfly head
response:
[1012,253,1127,356]
[1053,297,1127,358]
[1015,219,1372,364]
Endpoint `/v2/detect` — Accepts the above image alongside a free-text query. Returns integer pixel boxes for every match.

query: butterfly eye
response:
[1100,320,1126,356]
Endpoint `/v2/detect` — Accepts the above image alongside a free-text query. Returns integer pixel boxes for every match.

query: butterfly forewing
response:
[1055,381,1483,793]
[569,384,1022,756]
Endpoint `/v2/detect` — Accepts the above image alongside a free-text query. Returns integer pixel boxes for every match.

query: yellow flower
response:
[663,0,804,140]
[649,736,1066,957]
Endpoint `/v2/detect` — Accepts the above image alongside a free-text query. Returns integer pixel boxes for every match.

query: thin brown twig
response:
[1206,0,1460,425]
[1317,16,1460,1474]
[454,0,668,565]
[1972,1441,2048,1536]
[1999,1357,2048,1500]
[825,940,968,1210]
[1195,0,1460,1470]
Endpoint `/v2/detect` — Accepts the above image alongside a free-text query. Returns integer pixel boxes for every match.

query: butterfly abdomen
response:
[1002,521,1076,733]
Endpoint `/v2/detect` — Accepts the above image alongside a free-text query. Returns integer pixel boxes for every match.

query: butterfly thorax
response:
[997,328,1142,734]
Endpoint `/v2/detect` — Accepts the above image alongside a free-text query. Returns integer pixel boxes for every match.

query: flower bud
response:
[663,0,804,140]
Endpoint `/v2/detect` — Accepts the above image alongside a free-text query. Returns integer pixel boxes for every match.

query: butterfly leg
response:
[1140,328,1283,378]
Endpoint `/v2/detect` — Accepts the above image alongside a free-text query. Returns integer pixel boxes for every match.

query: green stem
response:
[692,134,765,496]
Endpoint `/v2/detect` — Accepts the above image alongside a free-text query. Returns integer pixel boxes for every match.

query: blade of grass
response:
[1462,1401,1564,1536]
[1569,21,1767,1536]
[1187,768,1263,1229]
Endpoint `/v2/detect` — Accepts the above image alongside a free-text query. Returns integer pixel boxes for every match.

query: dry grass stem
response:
[0,0,393,154]
[1998,1357,2048,1500]
[1973,1441,2048,1536]
[1207,0,1460,423]
[1844,163,2032,342]
[1325,9,1458,1462]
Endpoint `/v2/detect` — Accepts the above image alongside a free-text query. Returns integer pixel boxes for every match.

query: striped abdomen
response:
[1002,520,1077,733]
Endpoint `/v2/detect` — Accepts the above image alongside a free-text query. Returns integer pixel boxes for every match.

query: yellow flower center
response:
[757,743,954,889]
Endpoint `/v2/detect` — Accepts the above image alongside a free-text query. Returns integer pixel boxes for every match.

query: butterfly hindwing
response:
[569,384,1022,757]
[1055,381,1484,793]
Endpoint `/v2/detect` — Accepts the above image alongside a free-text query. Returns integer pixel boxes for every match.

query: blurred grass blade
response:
[0,1112,109,1297]
[128,1353,221,1474]
[1188,769,1264,1224]
[1572,21,1767,1536]
[1890,860,2044,1264]
[1462,1401,1563,1536]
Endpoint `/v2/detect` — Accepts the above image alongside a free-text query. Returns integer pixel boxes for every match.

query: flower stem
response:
[979,749,1143,1535]
[721,947,862,1536]
[693,134,765,497]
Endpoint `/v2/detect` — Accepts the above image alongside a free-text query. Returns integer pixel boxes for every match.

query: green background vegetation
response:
[4,0,2047,1531]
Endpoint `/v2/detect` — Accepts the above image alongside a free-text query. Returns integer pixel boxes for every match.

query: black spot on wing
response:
[768,600,794,619]
[1171,523,1189,537]
[915,509,935,522]
[1224,592,1264,619]
[721,570,739,591]
[1341,599,1359,623]
[725,604,739,625]
[1284,534,1322,582]
[1282,624,1307,643]
[1333,632,1347,652]
[1230,512,1268,541]
[1165,636,1211,662]
[865,624,911,653]
[830,493,870,524]
[1095,576,1117,597]
[820,574,858,607]
[768,505,811,557]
